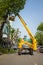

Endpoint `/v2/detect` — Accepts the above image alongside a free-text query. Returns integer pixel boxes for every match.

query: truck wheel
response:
[18,49,21,55]
[29,48,33,55]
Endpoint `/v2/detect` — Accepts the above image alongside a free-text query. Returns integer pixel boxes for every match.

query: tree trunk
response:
[0,29,2,45]
[0,21,6,45]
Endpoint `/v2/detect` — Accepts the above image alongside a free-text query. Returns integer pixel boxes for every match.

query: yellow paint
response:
[17,13,37,51]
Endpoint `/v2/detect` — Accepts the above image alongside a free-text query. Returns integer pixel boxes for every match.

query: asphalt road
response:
[0,52,43,65]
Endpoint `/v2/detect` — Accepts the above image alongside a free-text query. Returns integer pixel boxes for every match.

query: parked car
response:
[39,46,43,53]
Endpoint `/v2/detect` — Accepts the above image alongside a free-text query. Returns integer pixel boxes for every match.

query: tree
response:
[0,0,26,29]
[35,22,43,45]
[10,27,15,42]
[0,0,26,44]
[13,28,21,44]
[37,22,43,31]
[0,0,26,19]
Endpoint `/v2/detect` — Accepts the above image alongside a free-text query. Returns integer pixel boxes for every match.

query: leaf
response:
[37,22,43,31]
[0,0,26,19]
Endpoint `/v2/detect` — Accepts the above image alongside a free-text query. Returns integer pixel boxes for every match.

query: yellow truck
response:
[17,14,37,55]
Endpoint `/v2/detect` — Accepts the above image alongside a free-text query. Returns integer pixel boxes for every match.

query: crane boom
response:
[17,13,37,51]
[17,14,34,40]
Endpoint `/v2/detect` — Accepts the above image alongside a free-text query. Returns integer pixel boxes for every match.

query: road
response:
[0,52,43,65]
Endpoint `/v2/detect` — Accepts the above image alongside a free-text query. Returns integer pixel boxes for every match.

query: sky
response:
[10,0,43,38]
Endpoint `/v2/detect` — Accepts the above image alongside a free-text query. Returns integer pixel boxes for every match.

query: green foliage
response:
[35,32,43,45]
[42,40,43,45]
[1,48,8,54]
[10,27,15,34]
[37,22,43,31]
[13,28,21,44]
[0,45,16,54]
[18,38,22,43]
[0,46,8,54]
[35,22,43,45]
[0,0,26,19]
[10,49,15,53]
[10,27,15,41]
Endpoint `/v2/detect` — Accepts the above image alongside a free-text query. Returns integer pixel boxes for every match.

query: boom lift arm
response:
[17,13,37,51]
